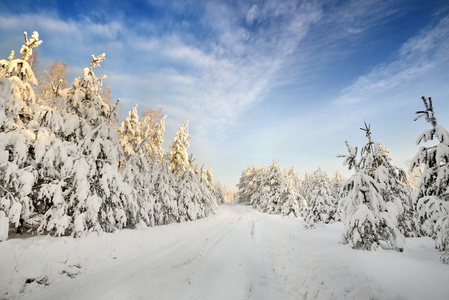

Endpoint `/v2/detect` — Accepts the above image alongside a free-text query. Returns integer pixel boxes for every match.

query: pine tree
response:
[235,165,257,204]
[30,56,86,236]
[304,168,337,228]
[121,151,155,228]
[147,115,166,162]
[298,172,313,217]
[62,54,133,236]
[195,165,217,217]
[118,105,142,160]
[249,164,268,207]
[138,111,166,163]
[0,31,42,238]
[177,168,203,222]
[201,165,222,206]
[166,121,190,177]
[256,161,283,214]
[411,96,449,263]
[153,158,178,225]
[279,171,302,217]
[338,123,405,251]
[331,170,345,203]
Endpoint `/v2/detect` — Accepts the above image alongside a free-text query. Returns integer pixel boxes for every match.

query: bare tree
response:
[141,107,164,130]
[38,59,68,106]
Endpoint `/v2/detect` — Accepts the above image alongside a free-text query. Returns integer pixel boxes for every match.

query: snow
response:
[0,211,8,241]
[1,205,448,299]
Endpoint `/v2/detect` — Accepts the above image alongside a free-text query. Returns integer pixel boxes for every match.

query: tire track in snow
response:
[20,206,400,300]
[24,207,256,300]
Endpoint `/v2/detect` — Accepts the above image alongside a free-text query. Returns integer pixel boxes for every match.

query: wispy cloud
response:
[335,14,449,106]
[0,1,322,144]
[2,1,448,186]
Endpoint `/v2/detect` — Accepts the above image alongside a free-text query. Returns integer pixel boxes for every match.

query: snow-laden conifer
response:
[331,170,345,204]
[177,168,204,222]
[153,158,178,225]
[235,165,258,204]
[145,115,166,162]
[279,170,302,217]
[0,32,43,238]
[298,172,314,217]
[252,161,281,214]
[167,121,190,177]
[118,105,142,160]
[121,152,155,228]
[249,163,268,207]
[61,54,133,236]
[304,168,337,228]
[411,96,449,263]
[338,123,406,252]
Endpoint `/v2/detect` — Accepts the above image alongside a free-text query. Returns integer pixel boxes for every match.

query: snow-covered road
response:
[2,206,448,299]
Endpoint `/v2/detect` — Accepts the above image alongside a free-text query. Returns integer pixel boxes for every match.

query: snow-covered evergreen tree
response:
[235,165,258,204]
[31,68,84,236]
[374,142,418,238]
[121,151,155,228]
[195,165,217,217]
[331,170,345,203]
[153,158,178,225]
[145,115,166,162]
[253,161,281,214]
[298,172,314,217]
[166,121,190,177]
[61,54,133,236]
[338,123,405,252]
[202,165,223,205]
[279,171,302,218]
[236,163,304,216]
[249,163,268,207]
[177,168,204,222]
[411,96,449,263]
[0,32,43,238]
[118,105,142,160]
[304,169,337,228]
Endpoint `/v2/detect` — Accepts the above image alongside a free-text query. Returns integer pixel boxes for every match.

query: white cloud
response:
[246,5,258,25]
[335,15,449,106]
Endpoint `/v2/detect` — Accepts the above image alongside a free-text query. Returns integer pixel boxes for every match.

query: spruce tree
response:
[118,105,142,160]
[411,96,449,263]
[121,151,155,228]
[279,172,302,218]
[304,168,337,228]
[62,54,132,236]
[145,115,166,162]
[177,168,203,222]
[153,158,178,225]
[167,121,190,177]
[249,163,268,207]
[235,165,257,205]
[338,123,405,251]
[0,31,42,237]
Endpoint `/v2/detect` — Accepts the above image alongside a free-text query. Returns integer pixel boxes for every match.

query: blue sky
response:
[1,0,449,188]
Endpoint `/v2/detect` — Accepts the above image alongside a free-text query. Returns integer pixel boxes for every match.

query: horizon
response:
[1,0,448,188]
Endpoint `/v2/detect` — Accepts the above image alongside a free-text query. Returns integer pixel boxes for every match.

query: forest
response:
[0,31,224,240]
[235,100,449,263]
[1,30,448,267]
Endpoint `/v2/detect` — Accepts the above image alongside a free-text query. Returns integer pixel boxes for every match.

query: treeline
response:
[235,162,343,221]
[236,100,449,263]
[0,31,222,239]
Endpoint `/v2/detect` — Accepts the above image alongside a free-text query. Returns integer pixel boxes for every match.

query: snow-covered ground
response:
[1,205,448,299]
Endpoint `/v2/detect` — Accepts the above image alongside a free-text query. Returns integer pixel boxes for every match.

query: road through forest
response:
[22,206,428,299]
